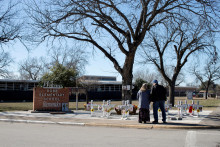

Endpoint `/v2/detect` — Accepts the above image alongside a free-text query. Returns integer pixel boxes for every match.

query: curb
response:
[1,118,219,130]
[84,123,220,130]
[151,124,220,130]
[0,119,86,126]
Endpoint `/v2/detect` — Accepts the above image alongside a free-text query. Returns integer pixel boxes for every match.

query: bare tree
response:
[140,18,217,105]
[133,69,156,84]
[47,46,88,75]
[191,57,220,99]
[24,0,219,102]
[18,45,88,81]
[0,49,12,77]
[0,0,21,45]
[18,57,44,80]
[0,0,22,78]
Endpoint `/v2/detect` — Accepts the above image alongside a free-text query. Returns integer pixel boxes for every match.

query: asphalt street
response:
[0,107,220,147]
[0,122,219,147]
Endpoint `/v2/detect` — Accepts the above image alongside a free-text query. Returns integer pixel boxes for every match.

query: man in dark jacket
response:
[150,80,167,124]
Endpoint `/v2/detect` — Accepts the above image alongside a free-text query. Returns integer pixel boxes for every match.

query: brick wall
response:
[33,87,69,111]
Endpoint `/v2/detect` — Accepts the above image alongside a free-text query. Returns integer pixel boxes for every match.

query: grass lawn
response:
[0,97,219,112]
[174,97,220,110]
[0,102,33,112]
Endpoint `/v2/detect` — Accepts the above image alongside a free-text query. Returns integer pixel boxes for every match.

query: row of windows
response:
[88,84,122,92]
[81,76,116,81]
[0,82,121,92]
[0,82,38,91]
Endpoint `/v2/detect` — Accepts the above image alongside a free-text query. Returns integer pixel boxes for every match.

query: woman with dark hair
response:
[137,83,151,123]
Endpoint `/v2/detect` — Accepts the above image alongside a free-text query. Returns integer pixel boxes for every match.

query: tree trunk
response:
[169,84,175,107]
[122,72,133,104]
[205,87,209,99]
[86,92,89,104]
[119,50,136,104]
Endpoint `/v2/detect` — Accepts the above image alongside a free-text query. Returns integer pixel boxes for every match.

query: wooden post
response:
[76,92,79,110]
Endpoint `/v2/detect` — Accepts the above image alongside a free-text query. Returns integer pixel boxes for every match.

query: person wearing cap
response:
[150,80,167,124]
[137,83,151,123]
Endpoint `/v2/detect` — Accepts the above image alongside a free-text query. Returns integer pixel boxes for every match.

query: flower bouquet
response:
[84,103,91,111]
[102,104,115,118]
[115,104,137,115]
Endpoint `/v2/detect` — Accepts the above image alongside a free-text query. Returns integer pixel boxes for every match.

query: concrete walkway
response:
[0,108,219,129]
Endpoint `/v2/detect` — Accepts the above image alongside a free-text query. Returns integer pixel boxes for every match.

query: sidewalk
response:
[0,108,220,129]
[200,106,220,126]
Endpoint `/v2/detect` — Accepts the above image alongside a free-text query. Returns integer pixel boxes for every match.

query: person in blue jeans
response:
[150,80,167,124]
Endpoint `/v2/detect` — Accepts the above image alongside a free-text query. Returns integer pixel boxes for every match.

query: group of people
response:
[137,80,167,124]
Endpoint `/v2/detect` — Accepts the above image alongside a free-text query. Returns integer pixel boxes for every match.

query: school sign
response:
[33,87,69,111]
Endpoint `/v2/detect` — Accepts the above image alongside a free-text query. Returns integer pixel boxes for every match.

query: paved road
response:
[201,106,220,126]
[0,122,219,147]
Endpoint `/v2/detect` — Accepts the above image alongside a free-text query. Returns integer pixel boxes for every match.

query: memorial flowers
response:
[133,104,138,110]
[84,103,91,111]
[104,107,114,113]
[114,106,121,115]
[115,104,137,115]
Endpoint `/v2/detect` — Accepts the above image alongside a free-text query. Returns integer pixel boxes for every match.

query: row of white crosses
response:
[188,100,203,116]
[88,100,98,117]
[86,100,115,118]
[102,100,115,118]
[175,100,203,118]
[165,100,172,114]
[117,100,133,120]
[87,100,134,119]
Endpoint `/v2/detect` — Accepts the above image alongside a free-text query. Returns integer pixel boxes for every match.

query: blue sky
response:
[6,41,178,84]
[4,30,220,86]
[8,39,220,86]
[7,40,123,81]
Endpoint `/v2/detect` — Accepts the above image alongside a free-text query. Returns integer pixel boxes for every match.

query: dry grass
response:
[0,102,33,112]
[0,97,219,112]
[174,97,220,110]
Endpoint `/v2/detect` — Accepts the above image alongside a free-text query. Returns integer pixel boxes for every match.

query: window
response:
[100,85,105,91]
[14,83,22,90]
[115,85,121,91]
[110,86,114,91]
[7,82,14,90]
[28,83,35,90]
[0,82,6,90]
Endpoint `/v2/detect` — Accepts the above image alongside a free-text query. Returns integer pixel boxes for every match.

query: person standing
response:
[150,80,167,124]
[137,83,151,123]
